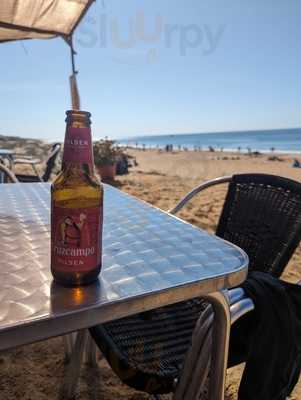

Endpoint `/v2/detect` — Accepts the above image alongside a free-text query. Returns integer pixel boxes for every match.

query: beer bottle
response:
[51,110,103,286]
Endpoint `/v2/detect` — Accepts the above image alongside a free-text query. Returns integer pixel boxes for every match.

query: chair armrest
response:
[169,176,232,215]
[14,158,41,165]
[228,287,245,305]
[230,298,255,324]
[228,288,255,325]
[13,154,33,159]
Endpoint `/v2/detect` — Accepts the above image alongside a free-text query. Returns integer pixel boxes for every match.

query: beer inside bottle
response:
[51,110,103,286]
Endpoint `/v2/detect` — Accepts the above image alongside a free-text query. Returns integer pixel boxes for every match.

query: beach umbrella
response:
[0,0,94,43]
[0,0,95,109]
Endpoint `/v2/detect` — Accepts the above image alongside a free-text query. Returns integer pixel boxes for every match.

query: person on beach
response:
[292,159,301,168]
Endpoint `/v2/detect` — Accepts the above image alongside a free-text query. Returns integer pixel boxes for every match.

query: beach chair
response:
[0,163,18,183]
[14,143,61,182]
[86,174,301,399]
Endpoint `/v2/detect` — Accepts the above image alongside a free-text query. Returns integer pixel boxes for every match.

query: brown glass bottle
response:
[51,110,103,286]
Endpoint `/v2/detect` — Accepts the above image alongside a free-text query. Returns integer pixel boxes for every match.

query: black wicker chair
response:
[14,143,61,182]
[89,174,301,398]
[171,174,301,278]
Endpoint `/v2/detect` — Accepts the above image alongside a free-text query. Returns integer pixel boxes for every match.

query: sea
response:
[118,128,301,154]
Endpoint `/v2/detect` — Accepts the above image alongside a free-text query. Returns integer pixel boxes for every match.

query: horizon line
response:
[1,125,301,143]
[119,126,301,141]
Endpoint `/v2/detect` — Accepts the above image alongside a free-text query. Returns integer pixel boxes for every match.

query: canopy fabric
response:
[0,0,94,43]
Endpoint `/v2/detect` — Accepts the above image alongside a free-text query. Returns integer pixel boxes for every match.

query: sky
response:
[1,0,301,142]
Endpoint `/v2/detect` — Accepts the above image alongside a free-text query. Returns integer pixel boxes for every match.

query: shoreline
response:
[119,144,301,156]
[115,127,301,155]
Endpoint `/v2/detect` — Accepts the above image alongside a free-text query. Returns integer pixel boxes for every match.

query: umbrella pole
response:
[68,36,81,110]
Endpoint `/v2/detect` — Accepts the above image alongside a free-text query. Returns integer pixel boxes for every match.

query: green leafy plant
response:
[93,139,120,167]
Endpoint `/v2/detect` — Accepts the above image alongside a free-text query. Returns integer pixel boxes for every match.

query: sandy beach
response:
[1,145,301,399]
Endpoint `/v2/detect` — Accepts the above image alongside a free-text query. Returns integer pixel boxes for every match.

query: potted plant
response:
[93,139,119,181]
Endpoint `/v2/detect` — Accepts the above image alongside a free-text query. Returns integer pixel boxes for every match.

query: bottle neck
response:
[62,125,94,173]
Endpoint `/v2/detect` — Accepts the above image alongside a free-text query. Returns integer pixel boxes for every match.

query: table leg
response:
[85,334,98,367]
[63,333,77,362]
[63,331,97,365]
[203,291,230,400]
[63,329,88,398]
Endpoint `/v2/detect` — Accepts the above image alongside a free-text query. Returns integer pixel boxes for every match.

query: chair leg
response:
[203,291,231,400]
[32,164,42,181]
[62,329,89,398]
[173,306,213,400]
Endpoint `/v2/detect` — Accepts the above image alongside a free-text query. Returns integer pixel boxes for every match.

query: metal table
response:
[0,183,248,399]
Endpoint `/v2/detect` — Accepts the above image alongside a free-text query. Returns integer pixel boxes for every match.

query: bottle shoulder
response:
[52,169,102,188]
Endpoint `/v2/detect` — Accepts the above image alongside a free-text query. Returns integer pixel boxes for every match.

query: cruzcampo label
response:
[51,206,101,272]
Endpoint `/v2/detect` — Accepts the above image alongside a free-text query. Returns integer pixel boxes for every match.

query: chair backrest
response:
[216,174,301,277]
[42,143,61,182]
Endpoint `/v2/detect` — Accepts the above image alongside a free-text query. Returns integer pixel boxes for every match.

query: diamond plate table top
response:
[0,183,248,351]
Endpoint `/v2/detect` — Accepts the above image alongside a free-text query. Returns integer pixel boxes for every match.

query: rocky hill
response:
[0,134,54,159]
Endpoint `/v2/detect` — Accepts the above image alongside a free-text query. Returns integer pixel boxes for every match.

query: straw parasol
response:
[0,0,95,109]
